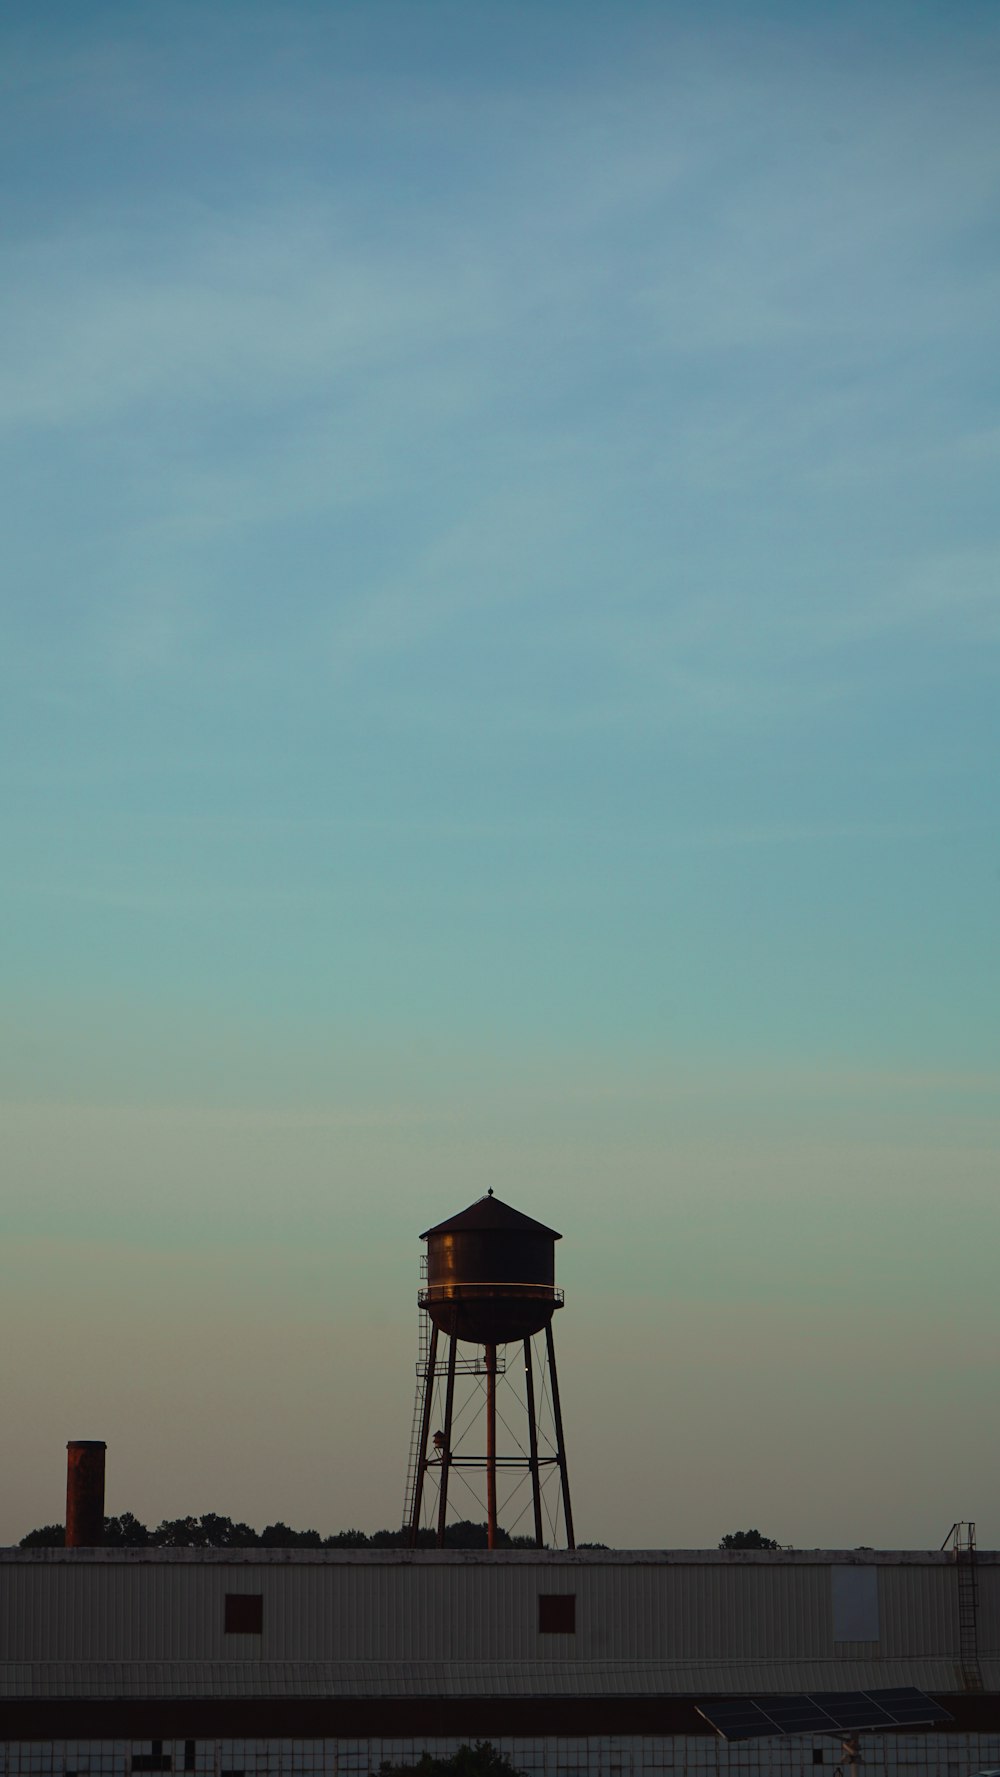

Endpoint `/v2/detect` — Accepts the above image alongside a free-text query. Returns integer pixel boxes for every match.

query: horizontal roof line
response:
[3,1549,995,1566]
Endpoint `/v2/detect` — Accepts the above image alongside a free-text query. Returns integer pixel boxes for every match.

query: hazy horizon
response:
[2,0,998,1551]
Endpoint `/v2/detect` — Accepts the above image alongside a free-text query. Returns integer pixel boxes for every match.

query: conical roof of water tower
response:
[420,1192,561,1241]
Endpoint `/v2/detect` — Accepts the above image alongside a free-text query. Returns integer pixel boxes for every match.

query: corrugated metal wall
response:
[0,1550,996,1698]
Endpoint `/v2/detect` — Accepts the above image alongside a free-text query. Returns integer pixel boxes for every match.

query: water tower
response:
[403,1191,574,1550]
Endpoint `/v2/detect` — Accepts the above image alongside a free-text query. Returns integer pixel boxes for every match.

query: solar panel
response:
[868,1690,953,1727]
[696,1702,774,1738]
[819,1695,893,1729]
[696,1689,952,1740]
[755,1699,838,1733]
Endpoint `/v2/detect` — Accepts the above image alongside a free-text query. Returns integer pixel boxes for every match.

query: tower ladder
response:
[401,1257,431,1531]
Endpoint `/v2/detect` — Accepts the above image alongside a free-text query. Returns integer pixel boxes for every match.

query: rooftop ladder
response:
[941,1520,983,1692]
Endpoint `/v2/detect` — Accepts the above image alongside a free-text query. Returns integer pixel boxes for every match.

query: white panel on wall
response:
[831,1567,879,1641]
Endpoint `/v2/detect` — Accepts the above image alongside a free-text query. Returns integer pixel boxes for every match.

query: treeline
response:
[19,1515,777,1552]
[19,1514,580,1550]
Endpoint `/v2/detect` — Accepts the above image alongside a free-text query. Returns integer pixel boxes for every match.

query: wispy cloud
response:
[3,15,997,728]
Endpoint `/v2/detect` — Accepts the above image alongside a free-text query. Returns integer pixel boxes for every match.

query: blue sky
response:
[2,0,998,1547]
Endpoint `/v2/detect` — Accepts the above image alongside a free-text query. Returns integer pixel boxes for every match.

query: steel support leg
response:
[523,1336,544,1548]
[486,1342,497,1550]
[408,1319,439,1547]
[436,1329,459,1549]
[545,1320,575,1550]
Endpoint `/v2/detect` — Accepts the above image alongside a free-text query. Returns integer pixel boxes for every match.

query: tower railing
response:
[419,1283,565,1306]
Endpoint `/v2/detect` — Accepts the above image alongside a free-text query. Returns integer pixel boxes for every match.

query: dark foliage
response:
[154,1513,260,1548]
[719,1528,781,1550]
[18,1515,558,1550]
[259,1522,324,1548]
[103,1512,151,1547]
[376,1741,525,1777]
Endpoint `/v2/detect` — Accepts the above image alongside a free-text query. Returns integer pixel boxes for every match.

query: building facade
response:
[1,1548,997,1775]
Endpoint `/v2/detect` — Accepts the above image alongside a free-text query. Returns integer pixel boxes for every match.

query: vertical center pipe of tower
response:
[523,1337,544,1548]
[485,1342,497,1550]
[545,1320,575,1550]
[408,1319,439,1546]
[436,1329,459,1548]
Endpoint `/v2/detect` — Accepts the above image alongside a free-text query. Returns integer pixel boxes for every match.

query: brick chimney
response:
[65,1441,106,1547]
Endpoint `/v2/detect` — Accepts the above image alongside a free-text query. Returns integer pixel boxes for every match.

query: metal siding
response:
[981,1561,1000,1655]
[878,1564,960,1658]
[2,1654,1000,1698]
[2,1550,999,1698]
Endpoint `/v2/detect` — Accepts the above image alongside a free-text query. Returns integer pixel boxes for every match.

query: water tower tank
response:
[419,1190,563,1345]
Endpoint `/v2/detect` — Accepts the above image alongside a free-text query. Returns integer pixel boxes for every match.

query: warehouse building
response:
[1,1544,998,1775]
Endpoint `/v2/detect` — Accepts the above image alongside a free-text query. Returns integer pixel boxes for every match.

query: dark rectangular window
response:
[539,1593,576,1634]
[224,1592,263,1634]
[813,1753,825,1765]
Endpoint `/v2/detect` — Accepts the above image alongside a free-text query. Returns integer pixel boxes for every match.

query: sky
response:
[1,0,998,1550]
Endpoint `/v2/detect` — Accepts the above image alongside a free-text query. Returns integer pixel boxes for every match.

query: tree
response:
[719,1528,781,1550]
[19,1515,150,1548]
[153,1514,258,1548]
[103,1513,151,1547]
[260,1522,323,1548]
[377,1743,525,1777]
[19,1524,64,1548]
